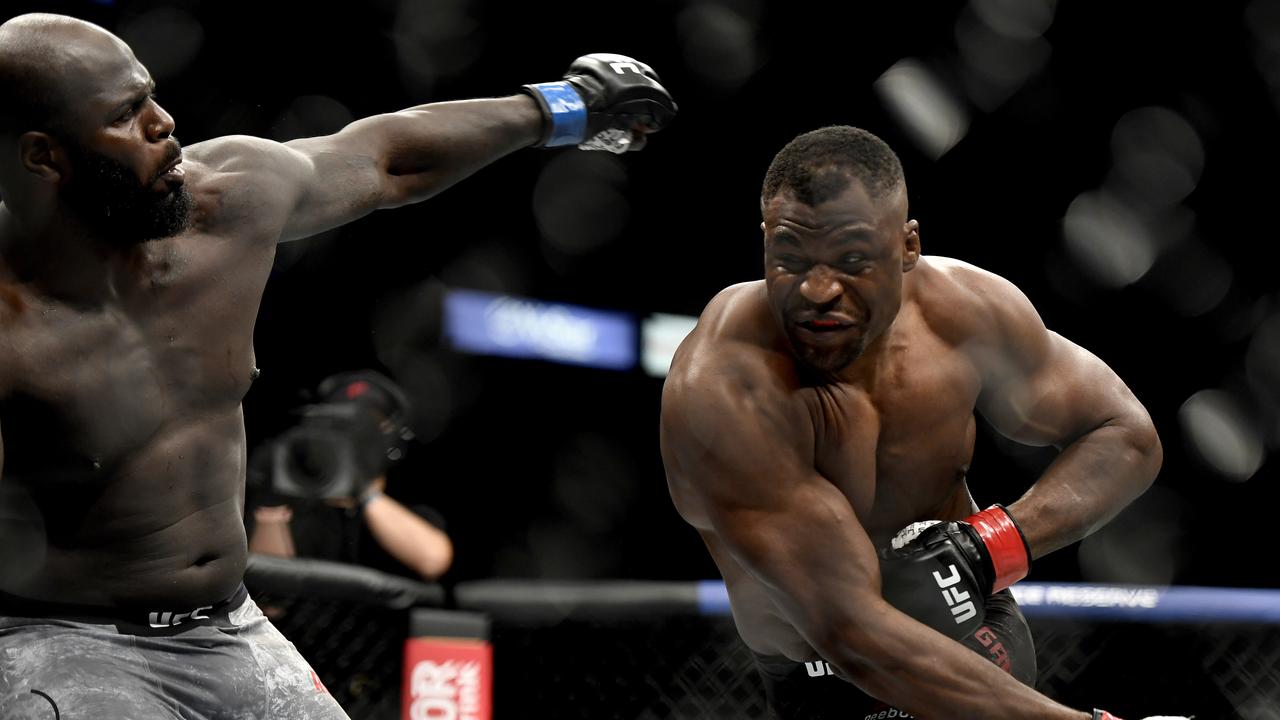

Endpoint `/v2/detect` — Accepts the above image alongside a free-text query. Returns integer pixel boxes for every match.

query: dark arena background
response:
[3,1,1279,718]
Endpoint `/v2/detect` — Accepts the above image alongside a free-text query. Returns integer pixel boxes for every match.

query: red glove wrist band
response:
[966,505,1031,593]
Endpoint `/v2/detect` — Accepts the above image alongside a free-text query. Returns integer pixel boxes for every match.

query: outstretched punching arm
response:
[188,54,675,243]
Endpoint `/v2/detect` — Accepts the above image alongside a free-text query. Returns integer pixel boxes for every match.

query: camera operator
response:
[246,371,453,582]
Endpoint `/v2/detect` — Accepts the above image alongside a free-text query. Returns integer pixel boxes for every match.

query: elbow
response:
[808,599,905,689]
[378,172,427,209]
[1127,412,1163,490]
[1144,425,1163,485]
[413,537,454,582]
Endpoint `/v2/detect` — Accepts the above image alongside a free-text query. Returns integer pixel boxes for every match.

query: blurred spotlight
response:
[270,95,355,142]
[393,0,484,98]
[551,433,638,536]
[641,313,699,378]
[1141,239,1233,317]
[1107,107,1204,207]
[1245,311,1280,407]
[954,9,1051,111]
[1062,190,1158,288]
[533,153,630,266]
[968,0,1057,39]
[1077,485,1185,584]
[1245,0,1280,113]
[1179,389,1266,482]
[0,484,46,585]
[676,2,762,94]
[1237,699,1280,720]
[119,7,204,83]
[875,59,970,159]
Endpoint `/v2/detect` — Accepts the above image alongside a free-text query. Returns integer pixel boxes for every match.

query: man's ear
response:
[17,132,66,184]
[902,219,920,272]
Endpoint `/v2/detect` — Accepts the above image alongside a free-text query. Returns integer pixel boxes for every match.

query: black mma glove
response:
[878,505,1031,640]
[522,53,677,153]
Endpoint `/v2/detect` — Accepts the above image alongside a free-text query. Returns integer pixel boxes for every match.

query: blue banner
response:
[696,580,1280,624]
[444,289,636,371]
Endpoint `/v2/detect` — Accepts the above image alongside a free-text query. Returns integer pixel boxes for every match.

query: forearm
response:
[822,603,1088,719]
[341,94,543,208]
[362,493,454,580]
[1010,419,1162,558]
[248,506,297,558]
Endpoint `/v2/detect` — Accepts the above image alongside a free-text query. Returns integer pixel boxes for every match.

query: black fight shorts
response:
[753,590,1036,720]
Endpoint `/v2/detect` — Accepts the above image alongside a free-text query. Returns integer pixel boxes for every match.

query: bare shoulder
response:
[183,135,307,238]
[186,134,298,172]
[912,255,1045,346]
[663,280,810,448]
[667,280,788,392]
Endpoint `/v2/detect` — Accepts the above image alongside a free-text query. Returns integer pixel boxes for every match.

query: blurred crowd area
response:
[5,0,1277,589]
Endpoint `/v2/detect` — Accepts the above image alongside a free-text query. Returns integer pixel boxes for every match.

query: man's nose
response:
[145,101,175,142]
[798,266,842,305]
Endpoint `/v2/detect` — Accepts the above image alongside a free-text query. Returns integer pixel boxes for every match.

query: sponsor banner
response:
[445,289,636,371]
[402,637,493,720]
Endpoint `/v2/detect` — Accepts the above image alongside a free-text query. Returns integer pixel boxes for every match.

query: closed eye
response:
[777,255,808,271]
[840,255,873,273]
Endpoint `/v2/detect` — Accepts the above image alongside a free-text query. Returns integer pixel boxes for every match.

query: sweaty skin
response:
[0,15,548,608]
[660,178,1161,718]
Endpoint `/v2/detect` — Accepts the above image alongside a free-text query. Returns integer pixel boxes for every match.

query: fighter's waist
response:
[0,582,248,628]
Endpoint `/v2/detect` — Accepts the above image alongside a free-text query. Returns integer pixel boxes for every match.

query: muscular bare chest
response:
[808,323,981,544]
[0,232,273,473]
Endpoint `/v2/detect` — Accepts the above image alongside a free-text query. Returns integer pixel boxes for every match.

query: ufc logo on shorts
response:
[933,564,977,624]
[804,660,834,677]
[148,605,212,628]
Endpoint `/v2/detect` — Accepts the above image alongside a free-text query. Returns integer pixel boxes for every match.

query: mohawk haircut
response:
[762,126,905,206]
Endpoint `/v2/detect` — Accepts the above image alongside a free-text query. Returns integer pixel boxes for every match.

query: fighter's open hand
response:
[523,53,677,153]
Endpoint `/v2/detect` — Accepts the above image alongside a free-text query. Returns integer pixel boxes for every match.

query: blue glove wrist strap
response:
[527,81,587,146]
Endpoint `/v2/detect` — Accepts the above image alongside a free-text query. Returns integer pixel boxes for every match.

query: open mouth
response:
[152,155,185,191]
[799,319,849,333]
[160,156,183,178]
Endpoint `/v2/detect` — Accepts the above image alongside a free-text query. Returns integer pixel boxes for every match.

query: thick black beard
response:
[62,144,193,245]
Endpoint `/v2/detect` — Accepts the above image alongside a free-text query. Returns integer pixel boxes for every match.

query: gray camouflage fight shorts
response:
[0,585,351,720]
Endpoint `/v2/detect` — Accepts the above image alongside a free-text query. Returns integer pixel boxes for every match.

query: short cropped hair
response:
[761,126,905,206]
